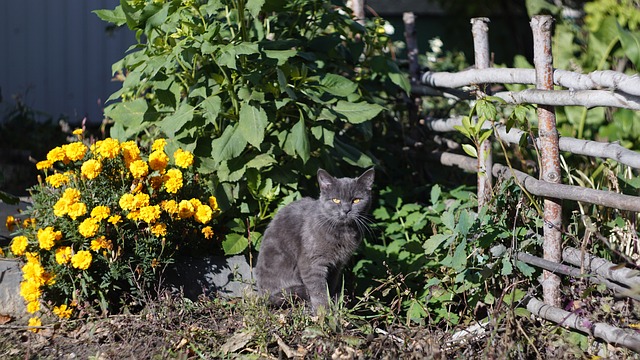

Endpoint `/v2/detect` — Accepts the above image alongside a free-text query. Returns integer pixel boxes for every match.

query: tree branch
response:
[493,89,640,110]
[562,247,640,289]
[526,297,640,353]
[421,68,640,97]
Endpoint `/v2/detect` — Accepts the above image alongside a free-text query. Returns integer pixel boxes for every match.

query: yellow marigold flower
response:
[63,142,88,162]
[173,148,194,168]
[73,128,83,136]
[46,146,66,163]
[67,202,88,220]
[152,138,167,152]
[71,250,92,270]
[6,215,16,232]
[62,188,81,202]
[90,236,113,252]
[129,159,149,179]
[133,193,150,208]
[119,193,136,211]
[150,223,167,237]
[127,210,141,221]
[53,304,73,319]
[177,200,195,219]
[0,247,3,257]
[209,196,219,211]
[28,317,41,333]
[96,138,120,159]
[45,173,70,188]
[138,205,161,223]
[78,218,100,238]
[36,160,53,170]
[90,206,111,221]
[108,214,122,225]
[194,204,213,224]
[189,198,203,208]
[202,226,214,239]
[23,218,36,228]
[27,300,40,313]
[163,169,183,194]
[37,227,62,251]
[121,141,141,165]
[44,272,55,286]
[81,159,102,180]
[149,150,169,171]
[20,281,42,303]
[22,259,46,286]
[55,246,72,264]
[162,200,178,215]
[53,198,70,217]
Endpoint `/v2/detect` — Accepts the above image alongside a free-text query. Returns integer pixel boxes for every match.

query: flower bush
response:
[8,132,220,323]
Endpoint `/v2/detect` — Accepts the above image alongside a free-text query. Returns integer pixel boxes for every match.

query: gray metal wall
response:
[0,0,134,125]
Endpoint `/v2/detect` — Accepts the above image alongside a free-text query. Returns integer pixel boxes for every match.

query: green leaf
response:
[222,233,249,255]
[501,257,513,276]
[462,144,478,158]
[238,102,268,148]
[105,99,148,128]
[246,154,276,169]
[263,49,297,65]
[389,70,411,94]
[333,137,374,167]
[516,260,536,278]
[617,23,640,67]
[0,190,20,205]
[93,8,127,26]
[455,210,475,237]
[441,210,455,231]
[284,119,310,163]
[333,101,384,124]
[201,95,222,124]
[210,125,247,163]
[158,103,194,137]
[423,234,450,255]
[319,74,358,97]
[430,184,441,205]
[245,0,265,18]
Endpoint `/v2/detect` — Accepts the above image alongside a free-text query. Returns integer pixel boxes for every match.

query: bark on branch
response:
[421,68,640,97]
[562,247,640,289]
[423,117,640,170]
[493,89,640,110]
[526,297,640,353]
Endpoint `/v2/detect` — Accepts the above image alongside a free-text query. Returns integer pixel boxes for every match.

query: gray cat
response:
[254,168,375,312]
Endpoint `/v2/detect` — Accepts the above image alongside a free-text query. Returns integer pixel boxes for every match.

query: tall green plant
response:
[95,0,408,254]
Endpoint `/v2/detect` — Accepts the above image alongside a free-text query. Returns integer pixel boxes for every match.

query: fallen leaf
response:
[274,334,307,359]
[220,329,254,355]
[0,314,12,325]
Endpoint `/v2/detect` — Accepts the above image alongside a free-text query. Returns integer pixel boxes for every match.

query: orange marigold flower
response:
[121,141,141,166]
[81,159,102,180]
[194,204,213,224]
[71,250,92,270]
[162,200,178,215]
[150,223,167,237]
[90,236,113,251]
[149,150,169,171]
[202,226,214,239]
[173,148,194,168]
[6,215,17,232]
[208,196,219,211]
[177,200,195,219]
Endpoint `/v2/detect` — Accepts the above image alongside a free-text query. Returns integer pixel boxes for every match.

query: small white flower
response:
[383,22,395,35]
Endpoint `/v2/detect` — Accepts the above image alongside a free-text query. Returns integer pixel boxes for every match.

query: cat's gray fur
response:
[254,168,375,312]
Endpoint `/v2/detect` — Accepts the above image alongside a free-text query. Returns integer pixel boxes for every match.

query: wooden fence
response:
[404,14,640,352]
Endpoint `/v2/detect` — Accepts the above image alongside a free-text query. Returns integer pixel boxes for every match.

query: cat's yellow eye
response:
[352,198,361,204]
[332,198,341,204]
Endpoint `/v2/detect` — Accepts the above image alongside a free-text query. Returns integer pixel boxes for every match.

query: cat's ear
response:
[357,168,375,191]
[317,169,335,192]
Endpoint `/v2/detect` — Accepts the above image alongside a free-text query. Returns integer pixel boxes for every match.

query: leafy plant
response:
[8,133,220,323]
[95,0,409,254]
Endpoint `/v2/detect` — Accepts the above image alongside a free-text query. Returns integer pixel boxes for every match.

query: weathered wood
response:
[562,247,640,289]
[527,297,640,353]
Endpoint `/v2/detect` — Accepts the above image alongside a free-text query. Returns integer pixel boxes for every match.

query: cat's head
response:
[317,168,375,223]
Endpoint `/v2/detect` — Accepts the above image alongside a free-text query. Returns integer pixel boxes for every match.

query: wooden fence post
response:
[348,0,365,26]
[471,18,493,208]
[531,15,562,307]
